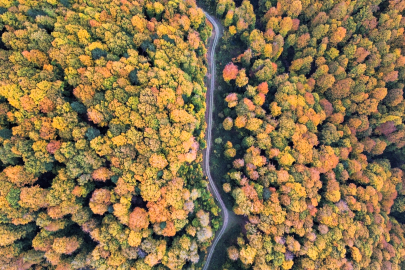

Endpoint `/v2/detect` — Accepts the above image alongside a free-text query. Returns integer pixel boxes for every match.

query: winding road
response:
[202,11,228,270]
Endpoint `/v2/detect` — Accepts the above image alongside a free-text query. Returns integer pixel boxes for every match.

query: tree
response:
[52,237,82,255]
[4,166,37,187]
[227,246,239,261]
[327,78,354,99]
[240,245,256,265]
[330,27,347,44]
[89,189,111,215]
[235,69,249,87]
[129,207,149,231]
[223,62,239,82]
[91,167,114,182]
[224,148,237,158]
[149,154,168,170]
[19,185,48,210]
[223,117,234,130]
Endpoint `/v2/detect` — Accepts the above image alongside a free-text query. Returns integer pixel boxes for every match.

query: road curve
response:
[202,11,228,270]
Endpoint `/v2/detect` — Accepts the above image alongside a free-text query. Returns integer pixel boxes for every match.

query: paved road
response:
[202,11,228,270]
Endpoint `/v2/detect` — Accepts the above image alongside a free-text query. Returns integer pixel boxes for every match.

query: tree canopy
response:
[0,0,220,269]
[206,0,405,269]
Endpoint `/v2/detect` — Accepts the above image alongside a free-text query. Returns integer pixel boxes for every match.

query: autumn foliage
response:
[0,0,219,269]
[223,62,239,82]
[212,0,405,269]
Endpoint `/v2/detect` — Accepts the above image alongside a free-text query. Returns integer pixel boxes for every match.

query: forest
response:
[0,0,221,269]
[1,0,405,269]
[200,0,405,269]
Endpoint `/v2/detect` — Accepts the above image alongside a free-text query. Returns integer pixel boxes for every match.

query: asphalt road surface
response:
[201,11,229,270]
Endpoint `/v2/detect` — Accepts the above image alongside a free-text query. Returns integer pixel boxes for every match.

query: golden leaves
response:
[4,165,37,187]
[149,153,168,170]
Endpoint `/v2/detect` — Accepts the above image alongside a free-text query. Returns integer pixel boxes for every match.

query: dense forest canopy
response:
[199,0,405,269]
[0,0,221,269]
[2,0,405,269]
